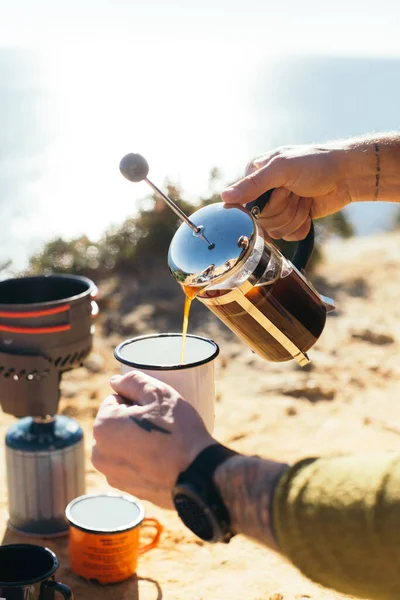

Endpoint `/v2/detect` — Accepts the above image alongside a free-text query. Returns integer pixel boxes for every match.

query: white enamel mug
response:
[114,333,219,433]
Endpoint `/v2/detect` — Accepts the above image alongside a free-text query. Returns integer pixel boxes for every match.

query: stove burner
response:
[0,274,98,417]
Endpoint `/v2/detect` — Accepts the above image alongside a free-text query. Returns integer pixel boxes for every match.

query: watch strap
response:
[178,443,238,480]
[174,443,238,541]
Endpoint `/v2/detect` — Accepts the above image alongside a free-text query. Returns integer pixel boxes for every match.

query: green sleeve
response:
[273,453,400,600]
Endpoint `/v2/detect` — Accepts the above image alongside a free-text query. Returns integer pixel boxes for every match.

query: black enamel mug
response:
[0,544,73,599]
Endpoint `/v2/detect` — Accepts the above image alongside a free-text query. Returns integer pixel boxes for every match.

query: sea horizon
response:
[1,48,400,274]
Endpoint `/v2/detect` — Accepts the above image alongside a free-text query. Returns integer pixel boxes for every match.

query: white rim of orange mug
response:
[65,492,145,534]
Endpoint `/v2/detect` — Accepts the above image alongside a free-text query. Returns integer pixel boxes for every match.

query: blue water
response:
[0,49,399,272]
[250,55,400,235]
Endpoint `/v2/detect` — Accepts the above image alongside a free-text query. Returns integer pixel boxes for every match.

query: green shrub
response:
[26,175,353,279]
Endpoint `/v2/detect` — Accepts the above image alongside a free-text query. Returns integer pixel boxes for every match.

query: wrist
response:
[331,134,400,203]
[213,455,289,549]
[173,443,239,543]
[181,435,216,473]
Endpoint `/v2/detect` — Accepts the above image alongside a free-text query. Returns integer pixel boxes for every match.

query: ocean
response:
[1,47,399,273]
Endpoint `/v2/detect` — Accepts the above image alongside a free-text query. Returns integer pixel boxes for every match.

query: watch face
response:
[174,492,216,542]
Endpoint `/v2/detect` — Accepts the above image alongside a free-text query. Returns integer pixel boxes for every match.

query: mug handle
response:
[138,517,163,555]
[44,581,74,599]
[245,189,315,271]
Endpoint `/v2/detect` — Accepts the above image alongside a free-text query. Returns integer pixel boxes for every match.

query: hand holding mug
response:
[114,333,219,432]
[92,370,215,508]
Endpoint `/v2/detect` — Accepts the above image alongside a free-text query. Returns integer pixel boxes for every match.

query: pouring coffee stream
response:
[119,153,335,367]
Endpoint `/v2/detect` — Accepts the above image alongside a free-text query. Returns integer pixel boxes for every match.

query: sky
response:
[0,0,400,269]
[1,0,400,57]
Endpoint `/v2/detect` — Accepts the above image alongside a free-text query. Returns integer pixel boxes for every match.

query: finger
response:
[259,193,301,235]
[93,395,133,445]
[257,187,292,219]
[110,370,172,406]
[281,216,312,242]
[244,150,280,176]
[96,393,130,416]
[221,156,291,205]
[93,391,153,440]
[267,196,312,239]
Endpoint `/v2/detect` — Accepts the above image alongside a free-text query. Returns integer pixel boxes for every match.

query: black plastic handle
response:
[245,189,315,272]
[245,189,274,214]
[44,581,74,599]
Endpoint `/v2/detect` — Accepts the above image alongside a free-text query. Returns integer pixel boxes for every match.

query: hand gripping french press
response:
[119,153,335,366]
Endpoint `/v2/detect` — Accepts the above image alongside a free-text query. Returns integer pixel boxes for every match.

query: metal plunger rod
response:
[119,152,214,248]
[144,177,200,234]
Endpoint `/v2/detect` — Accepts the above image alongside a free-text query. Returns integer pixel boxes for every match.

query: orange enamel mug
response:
[65,493,163,584]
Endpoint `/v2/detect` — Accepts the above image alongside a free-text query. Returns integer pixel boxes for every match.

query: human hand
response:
[222,144,353,241]
[92,371,215,509]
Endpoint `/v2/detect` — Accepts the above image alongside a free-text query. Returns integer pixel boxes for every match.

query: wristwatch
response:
[172,443,238,543]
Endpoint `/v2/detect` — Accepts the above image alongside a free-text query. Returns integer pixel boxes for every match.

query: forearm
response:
[331,132,400,203]
[213,454,289,550]
[273,453,400,599]
[215,450,400,600]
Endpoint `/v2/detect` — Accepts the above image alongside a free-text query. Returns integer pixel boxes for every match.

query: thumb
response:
[221,157,291,205]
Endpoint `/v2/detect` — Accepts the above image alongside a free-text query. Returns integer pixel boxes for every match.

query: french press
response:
[119,153,335,366]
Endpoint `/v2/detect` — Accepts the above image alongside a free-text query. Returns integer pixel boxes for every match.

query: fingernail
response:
[110,374,122,384]
[221,187,239,202]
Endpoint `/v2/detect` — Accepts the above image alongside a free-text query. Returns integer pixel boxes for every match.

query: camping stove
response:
[0,274,98,536]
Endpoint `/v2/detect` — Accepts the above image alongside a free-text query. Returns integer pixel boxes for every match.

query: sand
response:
[1,231,400,599]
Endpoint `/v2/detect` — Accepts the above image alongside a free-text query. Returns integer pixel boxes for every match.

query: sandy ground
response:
[2,231,400,599]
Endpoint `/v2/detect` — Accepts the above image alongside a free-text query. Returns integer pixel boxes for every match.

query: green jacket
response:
[274,453,400,600]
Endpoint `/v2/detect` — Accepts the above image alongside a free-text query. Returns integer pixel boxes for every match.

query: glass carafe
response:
[168,191,334,366]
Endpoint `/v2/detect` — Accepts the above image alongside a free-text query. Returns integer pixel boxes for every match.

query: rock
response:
[284,382,335,402]
[61,404,79,416]
[365,358,380,371]
[102,315,122,337]
[229,432,246,442]
[60,381,79,398]
[219,357,229,370]
[349,376,365,388]
[351,329,395,345]
[84,353,105,373]
[345,277,369,298]
[121,304,155,335]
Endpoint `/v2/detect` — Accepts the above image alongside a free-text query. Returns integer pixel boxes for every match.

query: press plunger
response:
[119,153,215,249]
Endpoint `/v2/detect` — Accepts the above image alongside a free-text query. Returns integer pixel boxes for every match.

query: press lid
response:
[168,203,256,287]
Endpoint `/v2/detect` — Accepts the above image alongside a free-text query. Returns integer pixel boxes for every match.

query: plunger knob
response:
[119,153,149,182]
[119,151,215,249]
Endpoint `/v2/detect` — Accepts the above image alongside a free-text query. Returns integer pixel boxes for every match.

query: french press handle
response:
[245,189,315,272]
